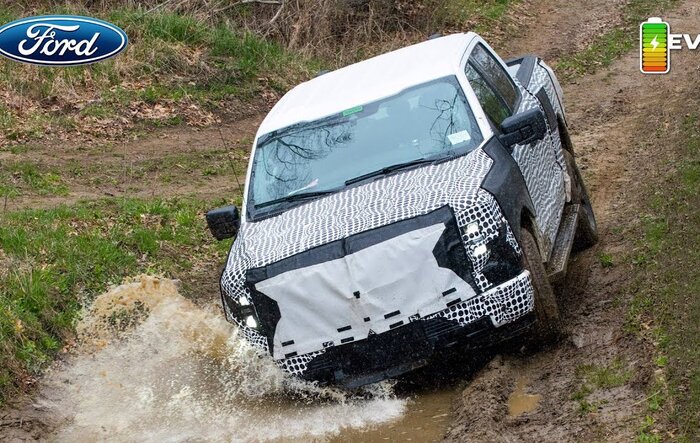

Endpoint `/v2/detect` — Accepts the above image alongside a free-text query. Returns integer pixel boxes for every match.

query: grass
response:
[599,252,615,268]
[577,359,633,389]
[0,197,235,403]
[0,4,318,142]
[0,161,69,197]
[437,0,516,33]
[625,114,700,441]
[556,0,681,80]
[0,0,524,143]
[572,358,633,415]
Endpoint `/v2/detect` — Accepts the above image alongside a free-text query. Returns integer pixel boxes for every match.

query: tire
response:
[564,151,598,251]
[520,228,561,344]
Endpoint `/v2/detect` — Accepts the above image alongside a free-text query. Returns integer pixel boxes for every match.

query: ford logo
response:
[0,15,127,66]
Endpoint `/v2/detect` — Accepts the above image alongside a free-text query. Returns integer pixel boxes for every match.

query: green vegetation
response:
[0,197,234,402]
[598,252,615,268]
[572,358,633,414]
[437,0,516,33]
[577,358,633,390]
[556,0,681,80]
[626,114,700,441]
[637,415,662,443]
[0,161,69,198]
[0,0,526,143]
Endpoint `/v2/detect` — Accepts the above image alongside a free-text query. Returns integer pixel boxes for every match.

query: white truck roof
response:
[256,32,476,137]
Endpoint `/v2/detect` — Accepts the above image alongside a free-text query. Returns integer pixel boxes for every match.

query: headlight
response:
[245,315,258,329]
[224,293,261,330]
[460,216,522,288]
[473,243,489,257]
[480,222,522,285]
[462,222,489,259]
[464,222,480,237]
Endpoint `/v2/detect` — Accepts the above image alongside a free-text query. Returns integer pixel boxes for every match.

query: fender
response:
[557,115,575,154]
[481,137,537,245]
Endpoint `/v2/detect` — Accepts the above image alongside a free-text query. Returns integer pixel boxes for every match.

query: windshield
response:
[248,76,484,216]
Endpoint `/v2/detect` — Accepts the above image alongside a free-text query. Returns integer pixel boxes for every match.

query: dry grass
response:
[0,0,523,147]
[0,3,316,146]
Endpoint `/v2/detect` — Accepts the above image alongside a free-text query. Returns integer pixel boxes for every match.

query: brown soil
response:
[502,0,628,60]
[1,114,263,212]
[445,1,700,441]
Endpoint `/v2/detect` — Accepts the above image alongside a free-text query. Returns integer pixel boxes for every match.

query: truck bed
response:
[505,55,538,85]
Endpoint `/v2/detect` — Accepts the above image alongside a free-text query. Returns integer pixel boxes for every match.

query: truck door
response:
[463,42,566,256]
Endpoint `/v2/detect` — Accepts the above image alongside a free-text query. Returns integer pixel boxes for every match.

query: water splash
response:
[39,276,406,442]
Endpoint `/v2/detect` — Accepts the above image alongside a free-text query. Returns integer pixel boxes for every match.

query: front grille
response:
[245,205,475,359]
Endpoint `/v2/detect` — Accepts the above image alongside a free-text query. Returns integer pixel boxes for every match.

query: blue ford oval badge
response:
[0,15,128,66]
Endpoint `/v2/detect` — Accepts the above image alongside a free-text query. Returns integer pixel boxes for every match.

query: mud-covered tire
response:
[521,228,561,344]
[564,151,598,251]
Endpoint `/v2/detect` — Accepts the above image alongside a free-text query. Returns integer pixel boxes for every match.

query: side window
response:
[465,44,519,126]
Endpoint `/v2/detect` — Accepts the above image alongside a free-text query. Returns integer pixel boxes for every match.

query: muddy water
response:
[507,376,541,417]
[38,276,457,442]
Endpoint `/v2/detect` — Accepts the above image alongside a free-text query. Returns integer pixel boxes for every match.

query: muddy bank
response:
[445,1,699,441]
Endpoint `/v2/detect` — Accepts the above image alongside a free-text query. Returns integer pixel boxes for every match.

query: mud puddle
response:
[507,376,541,417]
[32,275,458,442]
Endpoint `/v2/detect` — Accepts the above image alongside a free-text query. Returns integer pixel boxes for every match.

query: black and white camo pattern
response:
[279,271,534,377]
[278,350,326,375]
[425,270,533,327]
[510,61,567,255]
[222,148,524,357]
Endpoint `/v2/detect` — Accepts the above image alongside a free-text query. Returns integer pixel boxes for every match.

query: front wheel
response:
[521,228,561,344]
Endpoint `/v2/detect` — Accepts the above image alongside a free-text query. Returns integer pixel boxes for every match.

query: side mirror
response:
[206,205,240,240]
[498,108,547,147]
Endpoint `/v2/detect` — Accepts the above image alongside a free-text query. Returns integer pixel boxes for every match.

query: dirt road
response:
[3,0,698,440]
[446,0,700,441]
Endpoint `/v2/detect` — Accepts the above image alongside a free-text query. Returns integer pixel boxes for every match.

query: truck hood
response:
[236,147,493,265]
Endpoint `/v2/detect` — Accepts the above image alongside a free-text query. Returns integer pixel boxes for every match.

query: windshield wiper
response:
[255,190,338,209]
[344,157,436,186]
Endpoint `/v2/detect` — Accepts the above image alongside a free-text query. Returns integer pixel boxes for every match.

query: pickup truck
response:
[206,32,597,388]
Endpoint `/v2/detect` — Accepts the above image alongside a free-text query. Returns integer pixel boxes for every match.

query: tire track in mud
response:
[445,1,700,441]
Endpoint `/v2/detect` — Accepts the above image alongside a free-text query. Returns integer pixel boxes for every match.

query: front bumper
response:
[279,270,535,387]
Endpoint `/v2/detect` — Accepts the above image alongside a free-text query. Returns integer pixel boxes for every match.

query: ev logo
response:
[640,17,700,74]
[0,15,127,66]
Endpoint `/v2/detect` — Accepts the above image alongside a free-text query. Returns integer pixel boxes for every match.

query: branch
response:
[268,1,285,25]
[146,0,178,14]
[215,0,282,13]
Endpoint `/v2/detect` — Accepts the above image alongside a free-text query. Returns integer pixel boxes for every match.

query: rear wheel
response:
[564,151,598,251]
[520,228,561,344]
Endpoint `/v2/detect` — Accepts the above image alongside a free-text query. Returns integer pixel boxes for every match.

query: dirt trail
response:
[446,1,700,441]
[502,0,627,59]
[1,115,263,211]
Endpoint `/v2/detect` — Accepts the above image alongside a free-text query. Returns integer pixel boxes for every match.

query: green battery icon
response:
[640,17,670,74]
